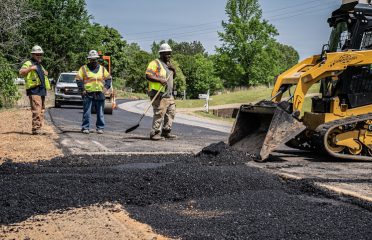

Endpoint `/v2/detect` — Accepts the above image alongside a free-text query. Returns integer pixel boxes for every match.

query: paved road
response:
[49,101,372,203]
[119,100,232,133]
[1,102,371,239]
[48,100,228,155]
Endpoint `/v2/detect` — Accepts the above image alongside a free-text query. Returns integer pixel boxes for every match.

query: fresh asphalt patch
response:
[1,142,371,239]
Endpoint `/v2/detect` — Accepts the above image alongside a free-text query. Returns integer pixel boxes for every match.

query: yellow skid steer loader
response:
[229,0,372,161]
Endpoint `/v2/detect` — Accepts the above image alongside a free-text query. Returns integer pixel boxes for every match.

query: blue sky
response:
[86,0,340,60]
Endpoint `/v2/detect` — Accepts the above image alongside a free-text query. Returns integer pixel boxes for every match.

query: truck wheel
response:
[104,100,113,114]
[55,101,61,108]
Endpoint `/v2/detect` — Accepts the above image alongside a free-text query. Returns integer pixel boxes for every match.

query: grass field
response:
[193,111,236,124]
[115,90,147,100]
[176,86,272,109]
[176,84,320,109]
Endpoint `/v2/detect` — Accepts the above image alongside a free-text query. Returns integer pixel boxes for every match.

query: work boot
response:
[82,129,90,134]
[97,129,104,134]
[161,131,177,140]
[150,133,165,141]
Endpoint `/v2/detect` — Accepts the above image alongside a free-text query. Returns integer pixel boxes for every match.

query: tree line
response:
[0,0,299,107]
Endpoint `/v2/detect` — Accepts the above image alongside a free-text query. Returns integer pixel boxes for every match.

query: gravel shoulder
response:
[0,108,63,164]
[1,204,169,240]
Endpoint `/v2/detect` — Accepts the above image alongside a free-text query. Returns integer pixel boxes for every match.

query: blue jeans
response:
[82,95,105,130]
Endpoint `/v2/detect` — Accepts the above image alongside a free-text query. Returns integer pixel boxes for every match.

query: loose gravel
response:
[1,142,371,239]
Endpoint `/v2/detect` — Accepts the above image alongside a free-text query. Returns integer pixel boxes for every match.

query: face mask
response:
[90,60,98,67]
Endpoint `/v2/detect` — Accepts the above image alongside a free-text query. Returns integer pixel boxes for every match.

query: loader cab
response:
[313,1,372,113]
[327,0,372,51]
[328,21,350,52]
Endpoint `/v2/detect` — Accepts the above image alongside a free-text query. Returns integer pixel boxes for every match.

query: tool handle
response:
[138,72,173,122]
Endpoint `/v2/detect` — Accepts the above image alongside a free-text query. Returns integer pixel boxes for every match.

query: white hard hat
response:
[31,45,44,54]
[159,43,172,53]
[87,50,100,59]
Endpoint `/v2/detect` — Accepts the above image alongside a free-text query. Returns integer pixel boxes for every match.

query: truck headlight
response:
[56,88,64,93]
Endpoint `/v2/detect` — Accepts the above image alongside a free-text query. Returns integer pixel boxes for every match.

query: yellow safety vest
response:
[77,65,109,92]
[22,61,51,90]
[146,59,167,92]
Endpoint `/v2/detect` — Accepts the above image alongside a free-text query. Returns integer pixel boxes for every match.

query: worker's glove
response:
[30,65,37,71]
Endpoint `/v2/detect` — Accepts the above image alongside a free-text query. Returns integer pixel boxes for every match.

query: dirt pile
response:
[195,141,252,166]
[1,203,169,240]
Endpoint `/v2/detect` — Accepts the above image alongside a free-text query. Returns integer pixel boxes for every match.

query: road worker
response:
[145,43,177,141]
[19,45,51,135]
[75,50,111,134]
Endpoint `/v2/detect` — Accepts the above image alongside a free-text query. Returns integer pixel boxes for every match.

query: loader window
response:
[329,22,350,52]
[360,30,372,50]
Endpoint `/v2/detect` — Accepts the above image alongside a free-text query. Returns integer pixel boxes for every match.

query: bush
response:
[0,57,20,108]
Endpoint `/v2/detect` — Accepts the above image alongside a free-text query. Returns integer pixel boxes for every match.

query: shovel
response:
[125,73,172,133]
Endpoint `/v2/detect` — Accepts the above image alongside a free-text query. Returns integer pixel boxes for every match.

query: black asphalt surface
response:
[1,103,372,239]
[47,100,228,153]
[1,142,371,239]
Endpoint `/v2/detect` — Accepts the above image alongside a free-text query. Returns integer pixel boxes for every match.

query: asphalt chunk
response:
[0,143,371,239]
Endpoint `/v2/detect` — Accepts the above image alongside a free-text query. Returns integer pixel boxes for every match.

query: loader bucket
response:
[229,101,306,161]
[228,101,277,157]
[259,103,306,161]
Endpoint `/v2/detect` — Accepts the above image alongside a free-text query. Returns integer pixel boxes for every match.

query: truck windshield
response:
[59,74,76,83]
[329,22,349,52]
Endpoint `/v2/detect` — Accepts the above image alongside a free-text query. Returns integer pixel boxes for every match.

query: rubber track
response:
[313,113,372,161]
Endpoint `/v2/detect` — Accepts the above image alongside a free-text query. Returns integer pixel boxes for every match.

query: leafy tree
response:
[0,0,36,63]
[216,0,279,87]
[0,0,30,108]
[0,56,20,108]
[151,39,206,56]
[83,23,129,78]
[170,59,186,95]
[177,54,222,98]
[123,48,153,93]
[273,42,299,75]
[24,0,91,78]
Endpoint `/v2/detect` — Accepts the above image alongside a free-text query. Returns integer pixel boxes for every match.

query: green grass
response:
[115,90,147,100]
[176,84,320,109]
[193,111,235,123]
[176,86,272,109]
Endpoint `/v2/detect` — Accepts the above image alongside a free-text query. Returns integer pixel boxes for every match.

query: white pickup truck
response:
[54,72,82,108]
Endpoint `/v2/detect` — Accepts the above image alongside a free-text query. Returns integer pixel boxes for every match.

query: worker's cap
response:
[87,50,100,59]
[31,45,44,54]
[159,43,172,53]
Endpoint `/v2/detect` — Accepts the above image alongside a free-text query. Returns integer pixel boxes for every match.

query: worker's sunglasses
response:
[34,54,43,57]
